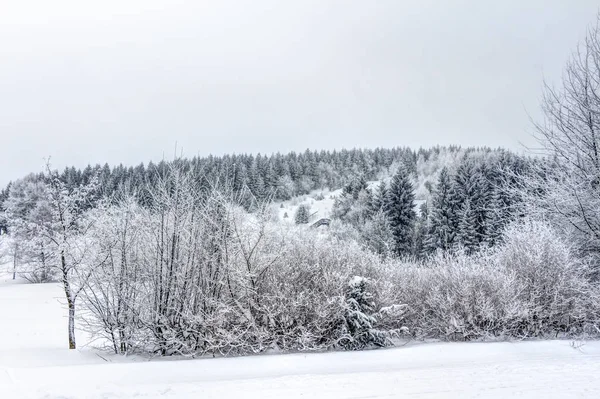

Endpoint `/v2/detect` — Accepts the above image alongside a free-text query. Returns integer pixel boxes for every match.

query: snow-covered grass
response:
[1,275,600,398]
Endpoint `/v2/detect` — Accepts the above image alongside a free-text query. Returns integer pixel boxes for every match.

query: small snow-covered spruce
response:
[294,204,310,224]
[339,276,387,350]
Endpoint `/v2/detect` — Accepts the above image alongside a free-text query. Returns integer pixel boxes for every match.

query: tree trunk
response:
[40,243,47,282]
[61,251,76,349]
[12,247,17,280]
[68,299,76,350]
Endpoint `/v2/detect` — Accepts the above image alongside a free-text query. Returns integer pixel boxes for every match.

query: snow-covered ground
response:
[1,273,599,398]
[275,187,341,223]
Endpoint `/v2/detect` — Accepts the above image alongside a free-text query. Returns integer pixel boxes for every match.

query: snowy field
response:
[1,272,599,398]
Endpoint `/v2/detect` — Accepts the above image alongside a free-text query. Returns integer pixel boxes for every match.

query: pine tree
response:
[0,183,10,235]
[471,163,493,244]
[384,168,416,256]
[452,157,487,248]
[484,188,505,247]
[424,168,460,253]
[247,161,261,197]
[264,163,278,193]
[371,180,388,213]
[294,204,310,224]
[341,276,386,350]
[412,202,428,257]
[457,198,479,253]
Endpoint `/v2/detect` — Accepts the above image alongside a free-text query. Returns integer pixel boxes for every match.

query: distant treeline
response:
[3,145,525,199]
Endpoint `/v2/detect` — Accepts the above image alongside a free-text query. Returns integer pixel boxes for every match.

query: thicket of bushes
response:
[78,180,600,356]
[3,162,599,356]
[385,221,600,340]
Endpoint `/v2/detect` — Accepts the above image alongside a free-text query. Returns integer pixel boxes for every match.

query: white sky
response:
[0,0,598,185]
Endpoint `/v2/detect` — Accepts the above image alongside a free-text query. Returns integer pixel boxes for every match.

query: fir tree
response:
[412,202,428,257]
[453,157,487,247]
[0,183,10,234]
[424,168,460,253]
[471,163,493,244]
[341,276,386,350]
[294,204,310,224]
[371,180,388,213]
[457,198,479,253]
[384,168,416,257]
[484,188,506,247]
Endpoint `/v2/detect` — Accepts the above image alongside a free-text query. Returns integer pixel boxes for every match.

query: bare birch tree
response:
[44,164,99,349]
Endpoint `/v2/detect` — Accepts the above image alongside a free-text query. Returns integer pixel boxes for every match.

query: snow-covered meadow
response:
[1,270,599,399]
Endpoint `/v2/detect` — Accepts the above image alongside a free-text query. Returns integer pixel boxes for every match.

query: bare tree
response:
[80,195,148,354]
[523,17,600,258]
[43,164,98,349]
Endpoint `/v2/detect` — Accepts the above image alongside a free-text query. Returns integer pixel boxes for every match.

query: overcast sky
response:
[0,1,597,185]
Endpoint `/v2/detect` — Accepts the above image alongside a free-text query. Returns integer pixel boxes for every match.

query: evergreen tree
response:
[371,180,388,213]
[232,163,248,193]
[341,276,386,350]
[412,202,428,257]
[452,157,487,247]
[471,163,493,244]
[457,198,479,253]
[294,204,310,224]
[0,183,10,234]
[384,168,416,256]
[484,191,504,247]
[424,168,460,253]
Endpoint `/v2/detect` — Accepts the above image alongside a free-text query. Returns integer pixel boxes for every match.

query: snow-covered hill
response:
[1,276,599,399]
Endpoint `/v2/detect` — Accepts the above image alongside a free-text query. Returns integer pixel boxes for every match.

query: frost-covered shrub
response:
[360,211,395,257]
[389,252,525,340]
[254,228,385,352]
[81,191,395,355]
[79,168,600,357]
[494,219,599,336]
[386,220,600,340]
